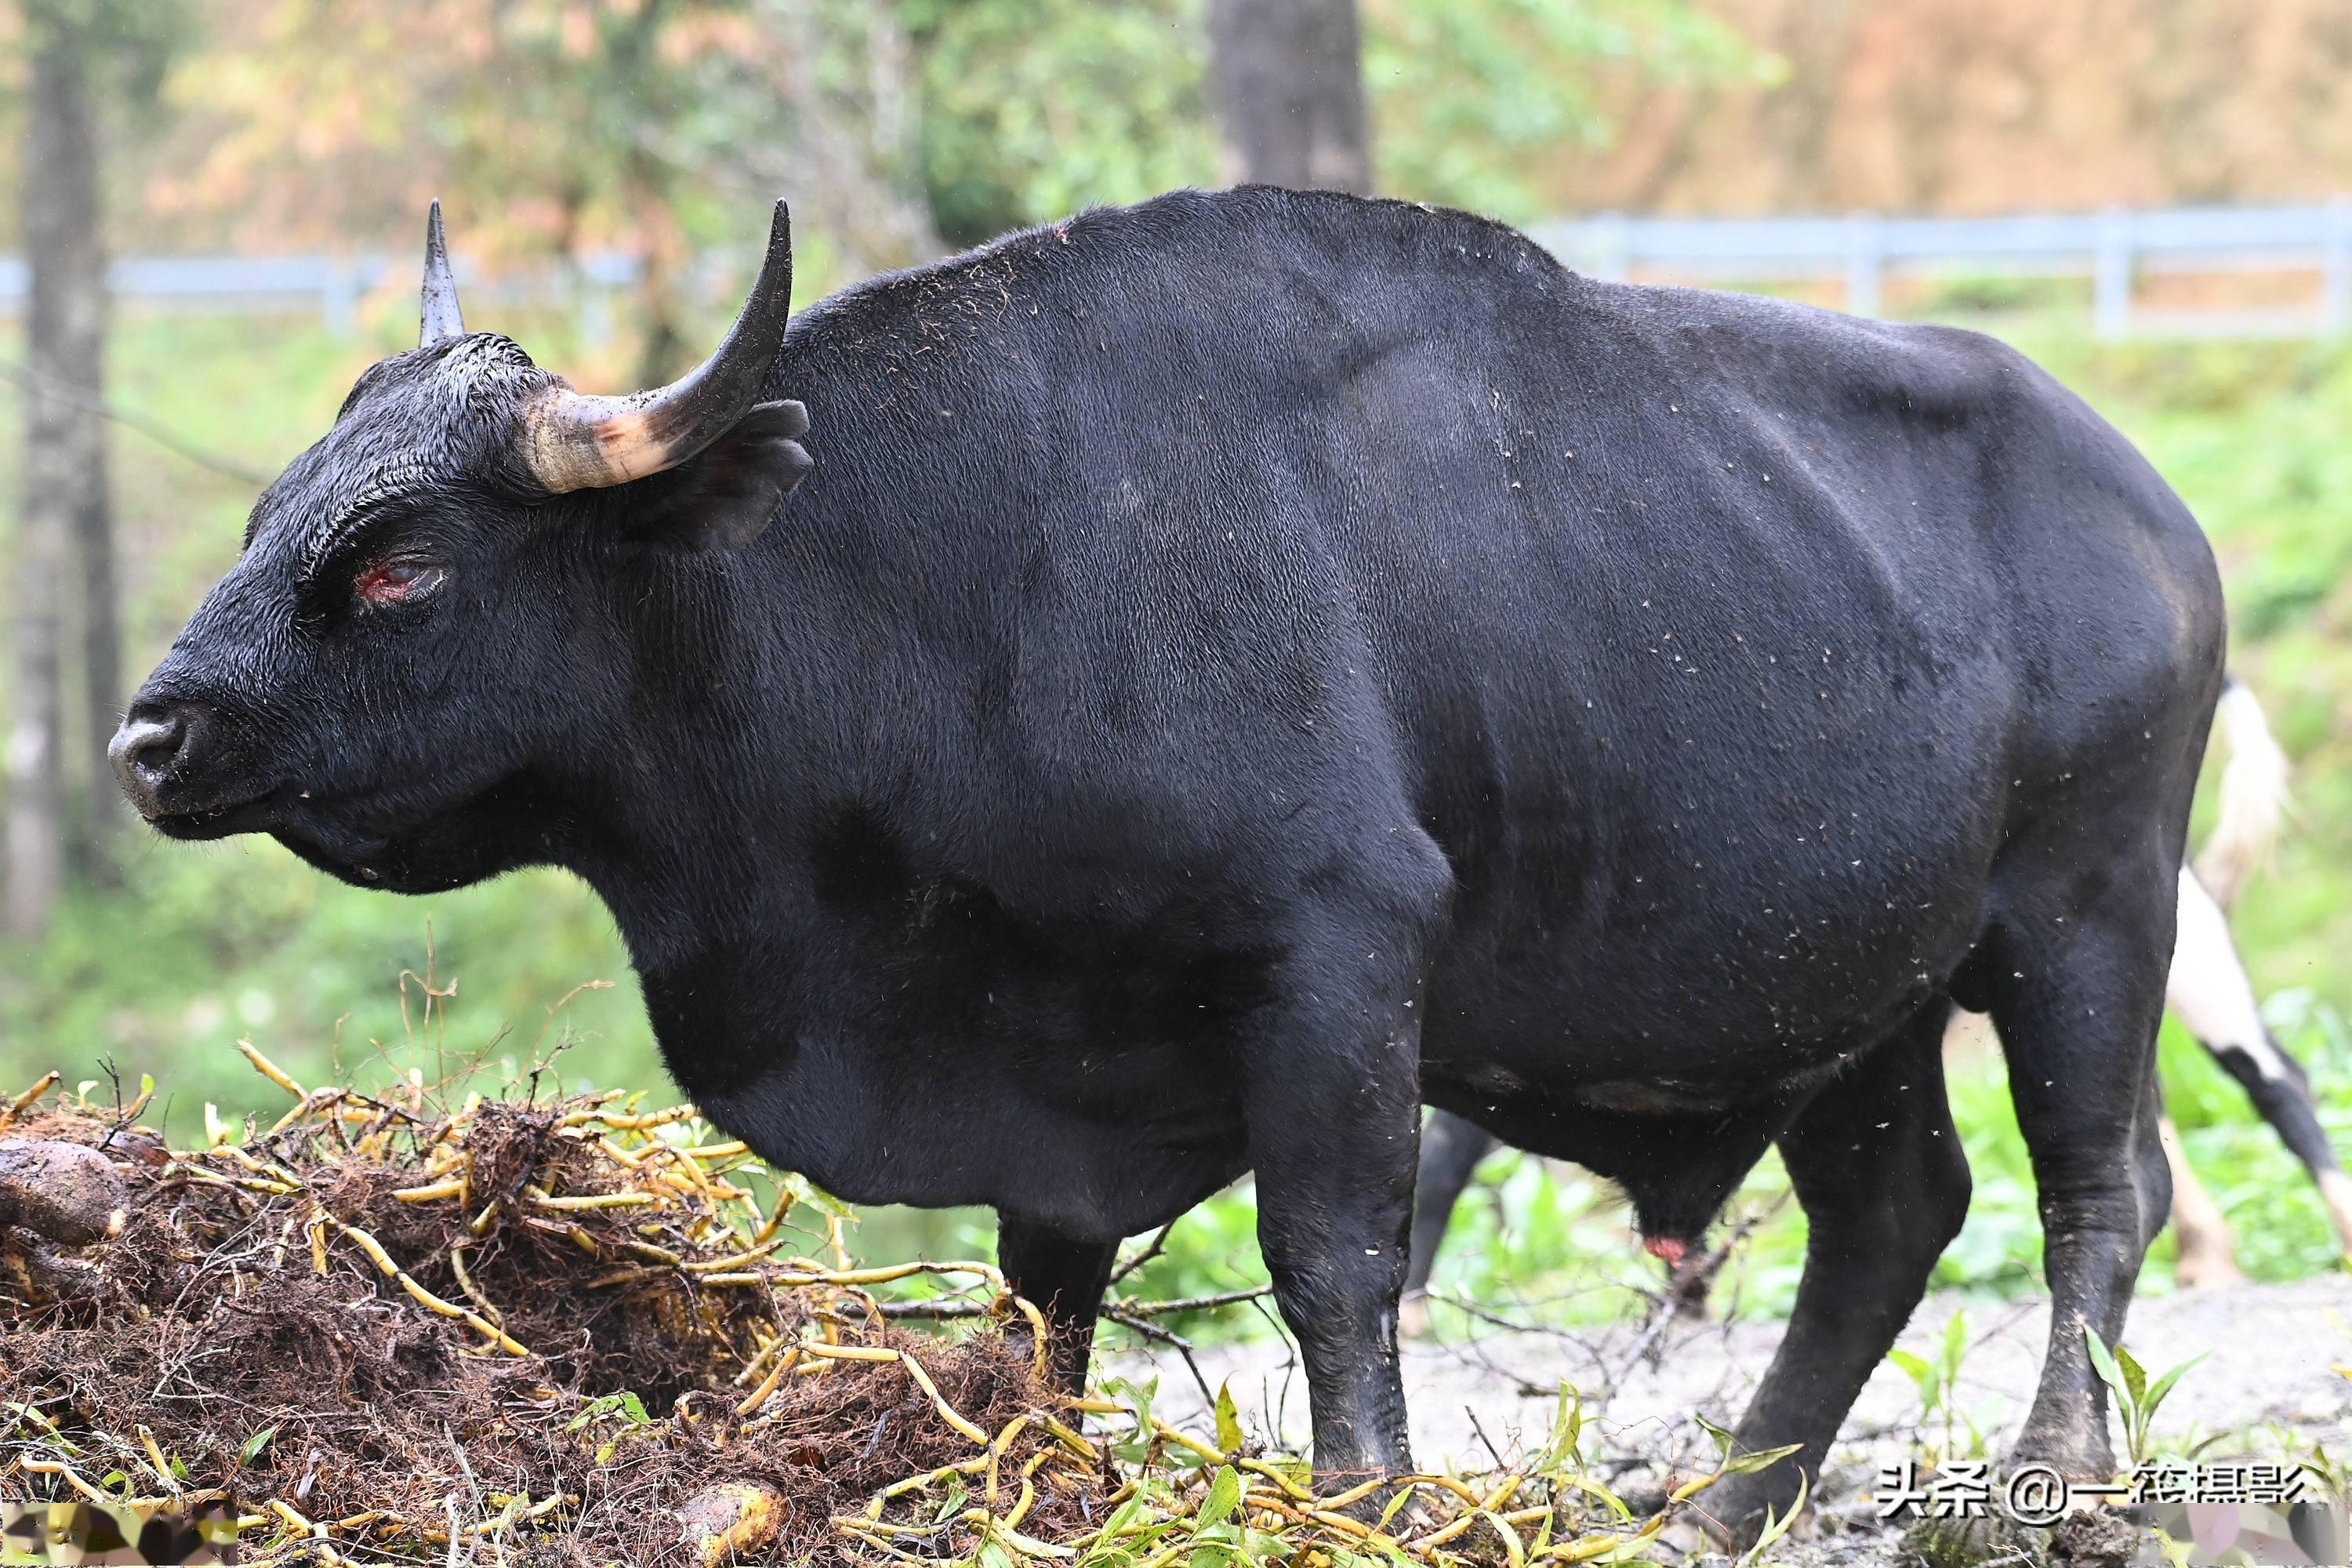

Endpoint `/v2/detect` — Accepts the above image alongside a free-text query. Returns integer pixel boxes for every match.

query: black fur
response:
[118,187,2224,1517]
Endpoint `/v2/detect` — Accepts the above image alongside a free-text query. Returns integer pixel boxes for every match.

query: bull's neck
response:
[561,523,999,1014]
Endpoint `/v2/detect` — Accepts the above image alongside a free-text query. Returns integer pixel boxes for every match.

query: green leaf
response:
[1555,1472,1635,1520]
[1102,1376,1158,1439]
[780,1171,855,1221]
[1886,1348,1934,1395]
[1940,1309,1970,1377]
[2141,1352,2198,1414]
[1536,1381,1585,1472]
[1737,1469,1809,1568]
[1189,1525,1240,1568]
[1214,1381,1242,1455]
[2114,1343,2147,1410]
[1690,1411,1736,1459]
[2082,1325,2129,1411]
[1242,1526,1292,1560]
[617,1390,651,1425]
[2141,1354,2206,1432]
[1196,1465,1242,1530]
[237,1424,279,1466]
[1719,1441,1803,1479]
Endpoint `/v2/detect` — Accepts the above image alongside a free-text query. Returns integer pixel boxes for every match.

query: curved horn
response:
[520,200,794,493]
[419,199,466,345]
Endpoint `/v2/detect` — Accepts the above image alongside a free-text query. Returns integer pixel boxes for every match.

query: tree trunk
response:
[76,394,124,884]
[1207,0,1373,194]
[10,10,109,937]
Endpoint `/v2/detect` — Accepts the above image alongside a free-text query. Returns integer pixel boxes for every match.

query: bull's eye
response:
[354,557,445,608]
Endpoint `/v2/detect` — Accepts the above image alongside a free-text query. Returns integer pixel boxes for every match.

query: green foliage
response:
[1735,1468,1808,1568]
[1110,1186,1272,1331]
[2,838,650,1146]
[901,0,1772,245]
[907,0,1216,246]
[2084,1327,2205,1469]
[1361,0,1774,222]
[16,0,192,119]
[234,1423,278,1467]
[1886,1311,1983,1466]
[563,1390,653,1431]
[998,1377,1683,1568]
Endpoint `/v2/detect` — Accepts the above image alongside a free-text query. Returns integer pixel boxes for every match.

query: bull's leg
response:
[1987,871,2176,1479]
[996,1215,1120,1396]
[1701,1004,1971,1537]
[1243,924,1432,1492]
[2159,1115,2243,1287]
[1399,1110,1496,1332]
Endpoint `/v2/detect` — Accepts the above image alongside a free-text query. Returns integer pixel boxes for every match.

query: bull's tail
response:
[2191,674,2291,910]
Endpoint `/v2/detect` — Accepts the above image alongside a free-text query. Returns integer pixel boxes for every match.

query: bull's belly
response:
[1410,893,1973,1242]
[1416,859,1990,1113]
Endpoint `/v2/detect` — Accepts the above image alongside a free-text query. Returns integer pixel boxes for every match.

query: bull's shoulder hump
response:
[781,187,1574,347]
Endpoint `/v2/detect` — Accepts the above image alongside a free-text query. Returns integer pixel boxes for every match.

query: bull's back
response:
[779,190,2222,1055]
[1211,225,2225,1054]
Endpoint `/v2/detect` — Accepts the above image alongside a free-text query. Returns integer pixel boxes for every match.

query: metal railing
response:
[0,249,654,343]
[6,199,2352,339]
[1526,200,2352,339]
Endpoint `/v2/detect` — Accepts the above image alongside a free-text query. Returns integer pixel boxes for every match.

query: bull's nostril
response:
[108,708,191,793]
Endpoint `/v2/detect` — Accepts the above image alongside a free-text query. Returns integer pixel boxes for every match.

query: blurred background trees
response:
[8,0,183,938]
[3,0,2352,1290]
[1209,0,1371,192]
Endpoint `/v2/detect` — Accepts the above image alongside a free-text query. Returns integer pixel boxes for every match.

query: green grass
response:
[4,303,2350,1319]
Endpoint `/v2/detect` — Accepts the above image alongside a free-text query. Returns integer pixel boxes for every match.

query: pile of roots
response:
[0,1054,1692,1566]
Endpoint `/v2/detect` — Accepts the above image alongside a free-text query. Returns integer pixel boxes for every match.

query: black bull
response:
[113,187,2223,1532]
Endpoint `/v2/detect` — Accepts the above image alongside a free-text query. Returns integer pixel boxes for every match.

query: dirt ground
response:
[1118,1274,2352,1562]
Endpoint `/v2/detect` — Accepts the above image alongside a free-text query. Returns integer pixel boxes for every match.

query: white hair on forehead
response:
[274,335,554,575]
[296,456,441,576]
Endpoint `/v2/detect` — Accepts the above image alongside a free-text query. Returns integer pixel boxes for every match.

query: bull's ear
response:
[625,399,812,551]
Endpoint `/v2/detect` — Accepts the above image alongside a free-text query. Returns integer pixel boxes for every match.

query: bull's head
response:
[109,202,811,891]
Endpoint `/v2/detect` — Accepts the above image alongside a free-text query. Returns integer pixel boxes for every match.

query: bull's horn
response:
[519,200,794,493]
[419,199,466,345]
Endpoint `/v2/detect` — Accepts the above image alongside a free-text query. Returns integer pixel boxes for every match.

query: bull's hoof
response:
[1906,1504,2139,1568]
[1650,1511,1722,1560]
[1904,1508,2038,1568]
[2047,1505,2140,1568]
[2172,1245,2245,1289]
[2010,1427,2117,1492]
[1692,1468,1805,1552]
[1319,1479,1427,1533]
[2319,1171,2352,1259]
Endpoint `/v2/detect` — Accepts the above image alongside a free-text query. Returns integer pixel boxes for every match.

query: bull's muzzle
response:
[109,698,243,829]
